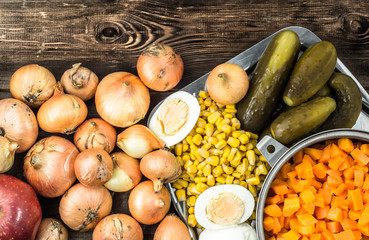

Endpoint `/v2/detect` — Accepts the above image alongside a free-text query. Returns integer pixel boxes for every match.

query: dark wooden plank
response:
[0,0,368,239]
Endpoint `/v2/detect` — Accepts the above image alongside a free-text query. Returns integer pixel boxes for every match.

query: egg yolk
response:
[205,192,245,225]
[156,98,189,137]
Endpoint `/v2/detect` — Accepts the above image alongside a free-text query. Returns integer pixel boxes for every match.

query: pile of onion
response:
[0,136,19,173]
[60,63,99,101]
[37,82,88,134]
[154,214,191,240]
[137,43,184,91]
[23,136,79,198]
[128,180,170,225]
[35,218,68,240]
[95,72,150,128]
[59,183,112,232]
[104,152,142,192]
[74,118,116,153]
[0,98,38,153]
[9,64,56,108]
[93,214,143,240]
[140,149,182,192]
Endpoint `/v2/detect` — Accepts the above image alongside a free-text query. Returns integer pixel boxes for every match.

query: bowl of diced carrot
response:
[255,129,369,240]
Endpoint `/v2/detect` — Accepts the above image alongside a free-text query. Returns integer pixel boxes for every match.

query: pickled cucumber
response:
[283,41,337,107]
[236,30,301,134]
[319,72,362,130]
[270,97,336,145]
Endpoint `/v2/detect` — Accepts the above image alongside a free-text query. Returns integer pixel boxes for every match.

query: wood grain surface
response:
[0,0,368,239]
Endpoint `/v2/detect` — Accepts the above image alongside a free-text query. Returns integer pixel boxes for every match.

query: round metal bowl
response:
[255,129,369,240]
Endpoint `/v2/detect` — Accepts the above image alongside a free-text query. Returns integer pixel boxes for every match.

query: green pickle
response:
[270,97,336,145]
[319,72,362,130]
[283,41,337,107]
[236,30,301,134]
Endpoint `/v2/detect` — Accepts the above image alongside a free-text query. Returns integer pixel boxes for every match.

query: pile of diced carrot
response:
[263,138,369,240]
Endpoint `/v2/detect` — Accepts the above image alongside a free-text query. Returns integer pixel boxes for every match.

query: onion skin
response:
[140,149,182,192]
[74,118,116,153]
[154,214,191,240]
[0,98,39,153]
[9,64,56,108]
[0,136,19,173]
[60,63,99,101]
[104,152,142,192]
[206,62,249,105]
[74,149,114,187]
[128,180,170,225]
[92,214,143,240]
[24,136,79,198]
[37,82,88,134]
[35,218,68,240]
[59,183,112,232]
[137,43,184,91]
[95,72,150,128]
[116,124,165,159]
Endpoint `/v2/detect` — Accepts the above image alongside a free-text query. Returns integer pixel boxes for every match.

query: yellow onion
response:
[37,82,88,134]
[60,63,99,101]
[24,136,79,198]
[9,64,56,108]
[59,183,112,232]
[128,180,170,225]
[104,152,142,192]
[0,136,19,173]
[154,214,191,240]
[0,98,38,153]
[140,149,182,192]
[137,43,184,91]
[35,218,68,240]
[95,72,150,128]
[116,124,165,158]
[74,118,116,153]
[92,214,143,240]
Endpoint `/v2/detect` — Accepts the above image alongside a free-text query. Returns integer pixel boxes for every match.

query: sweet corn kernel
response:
[194,176,207,183]
[188,206,195,214]
[216,132,226,141]
[202,111,211,118]
[187,196,197,207]
[248,184,257,197]
[239,145,247,152]
[206,156,219,166]
[195,127,205,134]
[247,164,255,172]
[192,134,203,146]
[225,108,237,113]
[200,104,206,111]
[226,175,234,184]
[246,150,256,165]
[233,179,241,185]
[204,97,212,107]
[176,156,184,166]
[226,104,236,109]
[198,97,204,104]
[246,175,260,185]
[222,164,234,175]
[216,176,226,184]
[232,172,242,179]
[240,180,248,188]
[175,144,183,156]
[196,182,209,193]
[232,131,242,139]
[197,117,206,128]
[187,165,197,174]
[224,113,233,119]
[172,182,183,189]
[208,148,222,156]
[198,148,209,158]
[254,148,262,155]
[239,134,250,144]
[227,148,238,162]
[175,189,186,201]
[250,133,258,139]
[230,157,241,167]
[197,161,207,171]
[205,124,214,137]
[219,157,228,165]
[193,160,200,166]
[199,91,209,99]
[202,142,212,151]
[203,164,212,177]
[207,175,215,186]
[245,142,254,150]
[219,124,232,134]
[212,166,223,177]
[188,214,197,228]
[185,135,194,145]
[208,111,222,124]
[184,160,193,170]
[215,139,227,149]
[231,118,241,129]
[255,164,268,175]
[208,137,218,146]
[208,105,218,113]
[227,137,240,148]
[259,155,267,162]
[183,154,190,162]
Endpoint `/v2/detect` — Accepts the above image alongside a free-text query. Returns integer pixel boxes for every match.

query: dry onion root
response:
[60,63,99,101]
[9,64,56,108]
[35,218,68,240]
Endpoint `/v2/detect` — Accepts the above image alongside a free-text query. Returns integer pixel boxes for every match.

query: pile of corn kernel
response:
[171,91,270,228]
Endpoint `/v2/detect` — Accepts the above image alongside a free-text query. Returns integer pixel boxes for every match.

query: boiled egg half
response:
[148,91,200,147]
[195,184,255,230]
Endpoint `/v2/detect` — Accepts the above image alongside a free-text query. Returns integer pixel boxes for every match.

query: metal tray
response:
[149,26,369,239]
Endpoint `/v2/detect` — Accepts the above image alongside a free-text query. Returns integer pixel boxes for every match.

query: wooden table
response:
[1,0,368,239]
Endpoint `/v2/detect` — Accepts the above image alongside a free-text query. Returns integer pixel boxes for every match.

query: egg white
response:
[148,91,200,147]
[195,184,255,230]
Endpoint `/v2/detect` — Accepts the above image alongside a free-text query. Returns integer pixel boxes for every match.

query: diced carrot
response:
[283,197,300,217]
[327,175,343,188]
[316,220,327,232]
[301,236,309,240]
[267,195,282,204]
[272,184,289,195]
[363,174,369,190]
[341,218,358,231]
[344,167,355,180]
[316,206,329,220]
[272,216,282,234]
[314,193,326,208]
[329,155,347,170]
[287,170,298,180]
[305,147,323,161]
[327,221,342,233]
[338,138,355,154]
[264,204,283,217]
[296,159,314,180]
[302,202,315,215]
[281,162,292,179]
[360,144,369,156]
[300,188,316,204]
[327,206,343,222]
[312,179,323,189]
[320,144,332,163]
[284,214,295,229]
[282,229,301,240]
[333,229,357,240]
[345,179,356,190]
[333,183,346,196]
[289,217,299,232]
[331,196,349,211]
[363,191,369,204]
[299,224,316,235]
[358,206,369,225]
[354,169,365,187]
[313,162,328,179]
[297,213,318,226]
[293,149,304,164]
[326,169,343,178]
[351,148,369,165]
[331,143,348,158]
[311,233,322,240]
[349,210,362,220]
[352,230,362,240]
[286,193,298,198]
[322,229,335,240]
[318,188,333,205]
[338,158,352,171]
[294,179,313,193]
[349,189,364,211]
[358,222,369,236]
[264,216,275,231]
[278,215,285,228]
